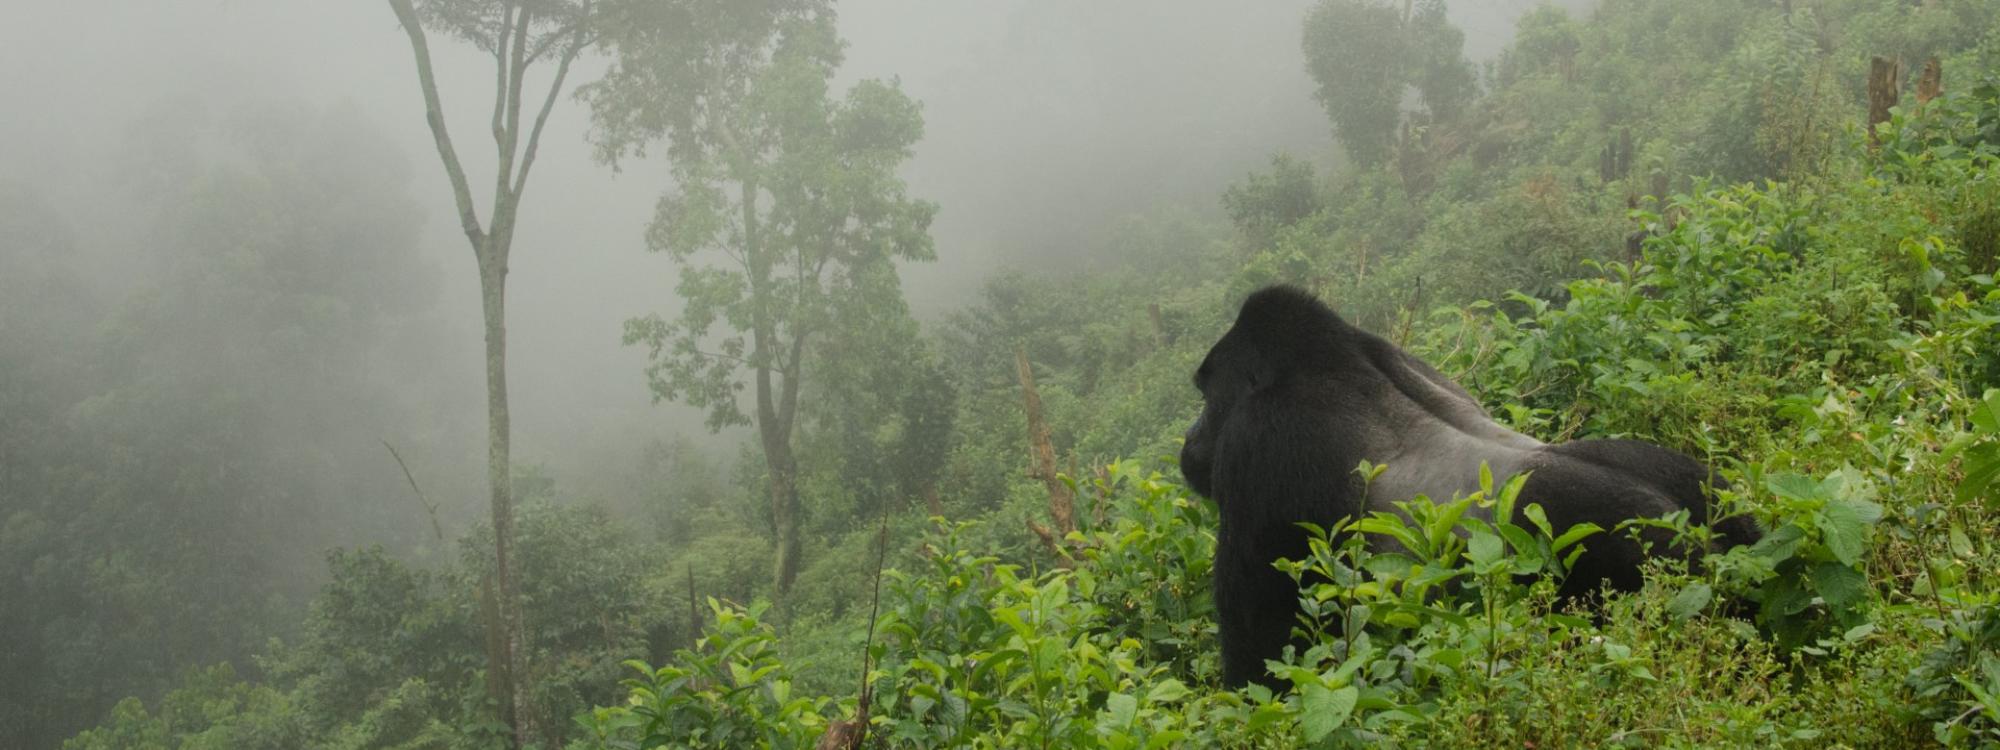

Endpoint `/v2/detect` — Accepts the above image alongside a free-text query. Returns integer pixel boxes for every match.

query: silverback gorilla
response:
[1179,286,1760,688]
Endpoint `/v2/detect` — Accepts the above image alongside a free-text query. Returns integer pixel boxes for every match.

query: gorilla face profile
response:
[1180,285,1758,688]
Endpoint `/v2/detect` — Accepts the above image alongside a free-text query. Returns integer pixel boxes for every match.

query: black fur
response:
[1180,285,1759,688]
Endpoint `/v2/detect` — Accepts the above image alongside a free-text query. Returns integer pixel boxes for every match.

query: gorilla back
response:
[1179,285,1759,688]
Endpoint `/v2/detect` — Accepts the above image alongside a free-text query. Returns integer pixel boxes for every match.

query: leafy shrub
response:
[1719,468,1883,651]
[575,601,829,750]
[61,664,305,750]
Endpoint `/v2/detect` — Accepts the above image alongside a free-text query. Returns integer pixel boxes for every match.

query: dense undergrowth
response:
[54,1,2000,748]
[562,100,2000,746]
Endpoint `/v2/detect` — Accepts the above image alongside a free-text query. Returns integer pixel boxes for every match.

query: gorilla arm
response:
[1204,379,1359,687]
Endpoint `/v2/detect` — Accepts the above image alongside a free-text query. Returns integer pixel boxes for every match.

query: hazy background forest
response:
[3,0,1998,748]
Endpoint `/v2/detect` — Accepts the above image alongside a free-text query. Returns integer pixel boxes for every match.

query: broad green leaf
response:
[1668,582,1713,620]
[1496,524,1538,556]
[1810,561,1867,608]
[1551,522,1603,553]
[1105,692,1137,728]
[1816,499,1877,567]
[1843,622,1877,643]
[1523,503,1555,538]
[1467,529,1504,566]
[1363,552,1417,579]
[1145,679,1189,704]
[1299,683,1359,741]
[1765,472,1820,502]
[1245,703,1288,731]
[1970,389,2000,433]
[1326,643,1377,685]
[1354,516,1423,553]
[1761,572,1814,618]
[1949,524,1976,559]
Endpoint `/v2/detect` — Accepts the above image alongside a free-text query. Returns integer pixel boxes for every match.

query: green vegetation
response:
[19,0,2000,748]
[593,7,940,598]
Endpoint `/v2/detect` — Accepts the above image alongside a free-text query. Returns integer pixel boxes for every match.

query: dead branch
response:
[816,494,893,750]
[382,439,445,543]
[1014,345,1076,549]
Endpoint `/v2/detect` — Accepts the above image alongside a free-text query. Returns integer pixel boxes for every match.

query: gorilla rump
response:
[1179,285,1759,688]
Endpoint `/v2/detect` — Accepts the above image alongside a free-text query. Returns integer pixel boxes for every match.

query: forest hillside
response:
[8,1,2000,748]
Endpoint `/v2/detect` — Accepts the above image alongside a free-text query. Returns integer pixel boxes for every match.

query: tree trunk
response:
[765,433,802,595]
[735,168,806,599]
[478,253,533,747]
[478,572,508,729]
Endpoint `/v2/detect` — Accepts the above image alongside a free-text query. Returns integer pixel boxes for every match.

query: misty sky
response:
[0,0,1573,486]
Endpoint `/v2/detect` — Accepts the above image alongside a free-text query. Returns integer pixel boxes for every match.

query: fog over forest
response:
[1,1,1563,486]
[43,1,1990,747]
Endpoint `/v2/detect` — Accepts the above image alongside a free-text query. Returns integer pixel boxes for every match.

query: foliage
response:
[605,13,935,433]
[2,101,449,748]
[1904,603,2000,746]
[1301,0,1475,167]
[61,665,306,750]
[1223,153,1320,252]
[599,8,937,596]
[574,438,1956,747]
[576,601,830,749]
[568,34,2000,746]
[58,501,672,750]
[1724,468,1883,650]
[44,2,2000,749]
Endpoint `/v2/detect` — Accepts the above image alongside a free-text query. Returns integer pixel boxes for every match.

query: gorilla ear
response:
[1239,345,1278,393]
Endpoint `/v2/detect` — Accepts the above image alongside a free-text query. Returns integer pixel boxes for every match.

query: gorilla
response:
[1179,285,1759,688]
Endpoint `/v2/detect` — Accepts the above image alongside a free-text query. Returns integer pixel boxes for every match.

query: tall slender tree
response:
[589,11,934,597]
[384,1,592,745]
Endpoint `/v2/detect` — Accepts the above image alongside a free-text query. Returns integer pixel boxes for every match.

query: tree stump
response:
[1867,55,1901,148]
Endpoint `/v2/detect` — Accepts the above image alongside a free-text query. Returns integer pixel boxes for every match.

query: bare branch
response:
[514,2,592,200]
[686,564,701,649]
[815,504,891,750]
[691,347,754,367]
[491,2,517,155]
[383,439,445,543]
[387,0,487,249]
[490,3,533,242]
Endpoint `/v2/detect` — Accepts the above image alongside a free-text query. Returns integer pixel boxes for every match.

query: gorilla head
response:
[1181,285,1758,688]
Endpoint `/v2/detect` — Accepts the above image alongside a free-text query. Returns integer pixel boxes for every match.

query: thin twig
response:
[817,501,893,750]
[687,563,701,650]
[383,439,445,543]
[858,504,894,737]
[862,504,891,690]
